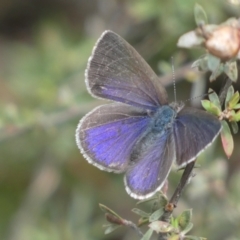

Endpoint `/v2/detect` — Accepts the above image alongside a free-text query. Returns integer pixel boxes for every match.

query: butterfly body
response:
[151,105,177,131]
[130,105,176,164]
[76,30,222,199]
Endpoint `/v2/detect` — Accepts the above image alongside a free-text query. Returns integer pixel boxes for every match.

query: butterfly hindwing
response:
[124,130,175,199]
[173,107,222,167]
[76,102,151,173]
[86,31,168,110]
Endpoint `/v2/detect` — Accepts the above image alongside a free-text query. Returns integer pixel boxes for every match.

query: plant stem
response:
[158,161,196,240]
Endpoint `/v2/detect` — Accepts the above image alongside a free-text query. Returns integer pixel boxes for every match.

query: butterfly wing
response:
[124,131,175,199]
[76,103,151,173]
[173,107,222,167]
[85,30,168,110]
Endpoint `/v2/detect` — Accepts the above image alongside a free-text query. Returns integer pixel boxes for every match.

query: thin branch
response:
[157,161,195,240]
[161,161,196,222]
[122,219,144,237]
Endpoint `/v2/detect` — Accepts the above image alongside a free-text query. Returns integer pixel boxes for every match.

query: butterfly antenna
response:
[185,91,212,103]
[171,57,177,103]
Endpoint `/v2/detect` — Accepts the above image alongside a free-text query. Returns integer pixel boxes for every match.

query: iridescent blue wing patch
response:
[124,131,175,199]
[173,107,222,167]
[76,103,150,173]
[85,30,168,110]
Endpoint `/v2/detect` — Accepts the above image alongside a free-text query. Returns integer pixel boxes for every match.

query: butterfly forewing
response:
[85,30,168,110]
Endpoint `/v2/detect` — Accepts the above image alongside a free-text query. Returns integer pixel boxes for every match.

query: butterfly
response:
[75,30,222,199]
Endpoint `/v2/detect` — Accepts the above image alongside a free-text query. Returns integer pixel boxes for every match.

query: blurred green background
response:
[1,0,240,239]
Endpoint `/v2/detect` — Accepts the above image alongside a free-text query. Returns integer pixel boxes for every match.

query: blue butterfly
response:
[75,30,222,199]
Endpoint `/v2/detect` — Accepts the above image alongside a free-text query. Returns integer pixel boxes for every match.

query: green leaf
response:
[192,55,208,72]
[181,222,193,235]
[138,217,149,227]
[208,88,221,109]
[230,121,238,134]
[194,3,208,26]
[149,221,174,233]
[221,120,234,158]
[230,110,240,122]
[224,61,238,82]
[132,208,150,218]
[140,229,153,240]
[178,209,192,232]
[149,208,164,222]
[207,54,221,72]
[170,217,179,229]
[104,224,121,234]
[209,67,223,82]
[225,86,234,109]
[201,100,221,116]
[233,103,240,109]
[228,91,239,109]
[99,204,122,219]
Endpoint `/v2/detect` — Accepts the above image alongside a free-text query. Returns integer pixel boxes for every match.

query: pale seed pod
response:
[205,26,240,61]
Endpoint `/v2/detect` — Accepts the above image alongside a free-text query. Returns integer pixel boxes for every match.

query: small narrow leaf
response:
[192,55,209,72]
[104,224,121,234]
[180,222,193,235]
[221,120,234,158]
[230,110,240,122]
[149,208,164,222]
[228,91,239,109]
[230,121,238,134]
[233,103,240,109]
[201,100,221,116]
[140,229,153,240]
[208,88,221,109]
[224,61,238,82]
[225,86,235,109]
[170,217,179,229]
[138,217,149,227]
[132,208,150,218]
[207,54,221,72]
[178,209,192,232]
[99,204,122,219]
[209,67,223,82]
[194,3,208,26]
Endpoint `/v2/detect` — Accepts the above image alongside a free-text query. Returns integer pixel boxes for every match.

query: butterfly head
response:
[169,101,185,113]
